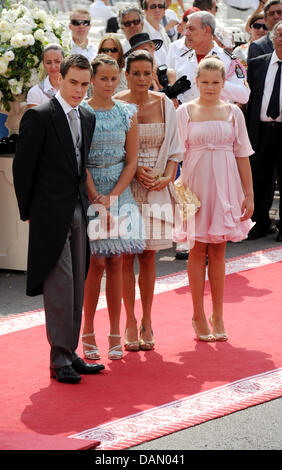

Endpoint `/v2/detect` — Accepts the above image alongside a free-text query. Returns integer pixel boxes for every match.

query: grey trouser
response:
[43,201,87,369]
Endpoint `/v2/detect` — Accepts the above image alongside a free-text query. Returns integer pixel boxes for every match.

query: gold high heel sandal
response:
[139,324,155,350]
[82,333,100,360]
[108,334,123,360]
[209,316,228,342]
[192,319,216,342]
[124,328,140,351]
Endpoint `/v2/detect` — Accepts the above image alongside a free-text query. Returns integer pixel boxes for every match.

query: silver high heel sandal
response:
[209,316,228,342]
[82,333,100,360]
[192,319,216,342]
[108,334,123,360]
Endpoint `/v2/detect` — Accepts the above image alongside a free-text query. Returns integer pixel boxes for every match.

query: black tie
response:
[266,61,282,120]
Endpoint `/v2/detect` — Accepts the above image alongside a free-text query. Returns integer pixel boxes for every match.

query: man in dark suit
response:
[13,54,105,383]
[247,21,282,241]
[248,0,282,63]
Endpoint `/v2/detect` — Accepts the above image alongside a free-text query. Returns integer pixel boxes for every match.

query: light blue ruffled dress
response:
[82,100,146,257]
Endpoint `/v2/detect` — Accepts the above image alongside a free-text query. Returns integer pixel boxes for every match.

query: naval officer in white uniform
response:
[171,11,250,104]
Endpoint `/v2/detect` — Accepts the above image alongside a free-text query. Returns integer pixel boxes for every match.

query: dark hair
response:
[192,0,213,10]
[91,54,120,76]
[42,44,65,60]
[125,49,154,73]
[60,54,92,78]
[249,12,265,27]
[264,0,282,16]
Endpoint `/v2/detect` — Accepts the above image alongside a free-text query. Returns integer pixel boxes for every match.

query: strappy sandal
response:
[192,319,216,342]
[139,324,155,350]
[108,334,123,360]
[124,328,140,351]
[82,333,100,360]
[209,316,228,342]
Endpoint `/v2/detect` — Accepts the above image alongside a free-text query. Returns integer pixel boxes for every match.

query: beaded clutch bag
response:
[173,179,201,222]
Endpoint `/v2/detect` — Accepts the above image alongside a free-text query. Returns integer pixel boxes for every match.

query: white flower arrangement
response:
[0,0,70,111]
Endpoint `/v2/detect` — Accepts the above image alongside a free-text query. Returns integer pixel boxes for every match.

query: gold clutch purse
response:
[173,179,201,222]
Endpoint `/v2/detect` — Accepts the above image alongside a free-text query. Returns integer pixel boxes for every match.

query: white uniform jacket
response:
[175,41,250,104]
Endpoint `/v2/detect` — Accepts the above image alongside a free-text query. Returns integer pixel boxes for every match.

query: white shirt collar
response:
[44,75,55,93]
[271,50,282,65]
[55,91,80,116]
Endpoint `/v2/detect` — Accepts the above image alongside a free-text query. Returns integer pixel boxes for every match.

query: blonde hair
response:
[70,9,91,20]
[98,33,125,70]
[196,55,225,80]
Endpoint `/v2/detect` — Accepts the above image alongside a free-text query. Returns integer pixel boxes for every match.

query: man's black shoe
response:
[267,222,278,234]
[50,365,81,384]
[175,251,189,260]
[72,357,105,374]
[276,231,282,242]
[247,226,267,240]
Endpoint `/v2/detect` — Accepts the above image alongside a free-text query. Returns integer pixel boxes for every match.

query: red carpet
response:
[1,248,282,450]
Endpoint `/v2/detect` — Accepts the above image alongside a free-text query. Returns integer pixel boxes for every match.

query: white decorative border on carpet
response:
[1,247,282,336]
[70,368,282,450]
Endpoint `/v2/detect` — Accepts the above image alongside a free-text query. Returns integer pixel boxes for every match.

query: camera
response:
[157,65,191,100]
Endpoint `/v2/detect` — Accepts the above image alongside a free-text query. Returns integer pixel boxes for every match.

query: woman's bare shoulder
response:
[148,90,165,102]
[114,90,131,101]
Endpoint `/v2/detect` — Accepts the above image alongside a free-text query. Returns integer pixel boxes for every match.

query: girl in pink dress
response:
[176,56,255,342]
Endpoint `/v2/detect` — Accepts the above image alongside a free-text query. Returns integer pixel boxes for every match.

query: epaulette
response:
[180,48,193,58]
[223,48,237,60]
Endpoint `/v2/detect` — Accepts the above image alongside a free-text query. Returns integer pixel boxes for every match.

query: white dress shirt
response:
[260,51,282,122]
[90,0,116,21]
[121,37,131,55]
[55,91,82,140]
[143,18,171,66]
[26,76,56,106]
[70,40,98,63]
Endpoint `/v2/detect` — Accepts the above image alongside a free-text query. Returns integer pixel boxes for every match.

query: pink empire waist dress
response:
[175,103,255,244]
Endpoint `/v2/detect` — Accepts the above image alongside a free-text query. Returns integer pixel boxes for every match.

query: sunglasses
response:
[122,18,141,27]
[251,23,268,30]
[100,47,119,54]
[149,4,165,9]
[71,19,91,26]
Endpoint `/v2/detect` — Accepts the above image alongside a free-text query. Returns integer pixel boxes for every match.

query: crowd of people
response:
[9,0,282,383]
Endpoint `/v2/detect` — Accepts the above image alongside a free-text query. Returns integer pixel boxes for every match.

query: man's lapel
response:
[259,54,272,98]
[49,97,78,175]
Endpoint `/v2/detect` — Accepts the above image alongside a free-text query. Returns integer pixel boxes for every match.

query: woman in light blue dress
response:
[81,55,145,361]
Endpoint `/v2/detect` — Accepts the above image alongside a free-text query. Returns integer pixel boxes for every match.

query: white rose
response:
[0,57,8,74]
[8,78,23,95]
[3,50,15,62]
[0,31,12,43]
[5,10,18,23]
[11,33,25,48]
[34,28,45,42]
[35,10,48,24]
[15,20,34,35]
[26,34,35,46]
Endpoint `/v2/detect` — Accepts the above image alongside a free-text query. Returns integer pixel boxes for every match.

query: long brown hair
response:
[98,33,125,69]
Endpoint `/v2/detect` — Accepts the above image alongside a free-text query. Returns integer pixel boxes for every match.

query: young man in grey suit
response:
[13,54,105,383]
